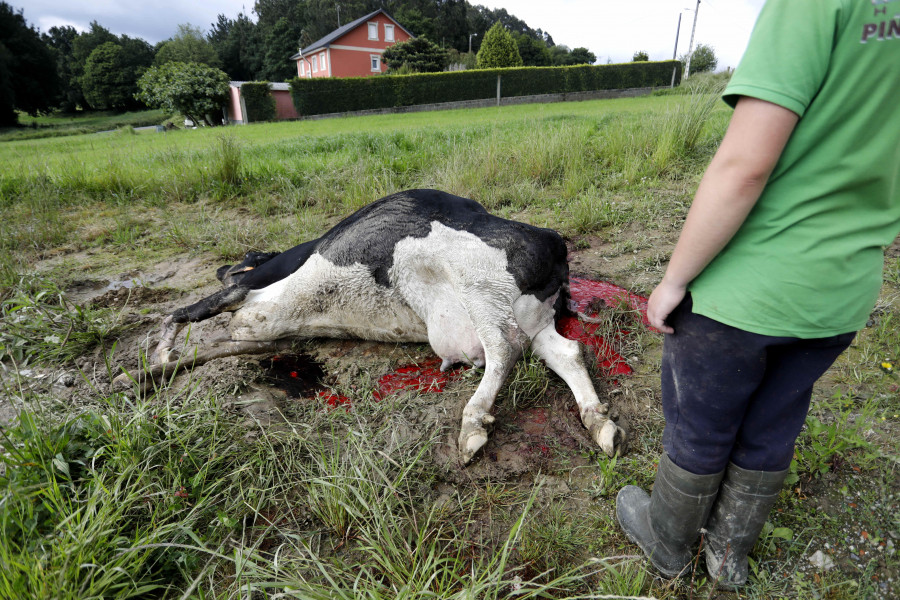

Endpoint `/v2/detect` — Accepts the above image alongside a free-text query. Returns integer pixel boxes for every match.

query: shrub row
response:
[240,82,278,122]
[290,61,681,116]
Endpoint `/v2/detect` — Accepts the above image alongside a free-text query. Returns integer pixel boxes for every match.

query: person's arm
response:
[647,96,800,333]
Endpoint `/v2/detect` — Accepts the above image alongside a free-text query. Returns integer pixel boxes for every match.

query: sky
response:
[21,0,765,70]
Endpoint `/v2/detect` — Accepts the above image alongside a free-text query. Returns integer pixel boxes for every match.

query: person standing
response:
[616,0,900,588]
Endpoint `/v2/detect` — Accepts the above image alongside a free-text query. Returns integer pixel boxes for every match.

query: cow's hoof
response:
[112,372,131,388]
[458,414,494,464]
[152,347,173,365]
[581,406,626,457]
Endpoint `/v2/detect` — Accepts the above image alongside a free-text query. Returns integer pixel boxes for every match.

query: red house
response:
[290,9,414,78]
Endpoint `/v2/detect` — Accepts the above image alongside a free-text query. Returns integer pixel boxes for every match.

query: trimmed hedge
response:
[290,61,681,116]
[241,82,277,122]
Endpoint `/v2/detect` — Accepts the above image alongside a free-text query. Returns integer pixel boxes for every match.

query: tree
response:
[569,47,596,65]
[681,43,717,76]
[136,61,230,127]
[475,22,522,69]
[632,50,649,62]
[0,2,60,125]
[208,12,262,81]
[260,17,300,80]
[511,31,550,66]
[154,24,220,68]
[82,41,148,110]
[383,36,449,73]
[42,25,83,112]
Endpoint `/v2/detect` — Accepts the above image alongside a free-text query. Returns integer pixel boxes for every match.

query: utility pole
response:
[670,12,683,87]
[673,13,682,60]
[684,0,700,79]
[336,4,341,27]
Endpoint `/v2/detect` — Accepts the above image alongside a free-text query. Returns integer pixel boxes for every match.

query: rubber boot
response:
[616,453,724,577]
[703,463,789,589]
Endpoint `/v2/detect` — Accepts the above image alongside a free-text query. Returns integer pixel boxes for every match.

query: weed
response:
[214,134,242,189]
[498,350,551,412]
[591,557,649,596]
[518,501,591,582]
[0,277,129,365]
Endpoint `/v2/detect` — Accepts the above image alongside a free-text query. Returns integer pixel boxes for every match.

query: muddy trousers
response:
[660,295,855,476]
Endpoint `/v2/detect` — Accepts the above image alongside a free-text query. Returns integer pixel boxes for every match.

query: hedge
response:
[290,60,681,117]
[241,82,277,122]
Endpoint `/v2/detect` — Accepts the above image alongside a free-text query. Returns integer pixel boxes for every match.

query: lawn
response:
[0,84,897,599]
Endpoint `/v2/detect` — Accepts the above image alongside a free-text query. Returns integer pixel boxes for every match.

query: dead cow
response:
[117,189,625,463]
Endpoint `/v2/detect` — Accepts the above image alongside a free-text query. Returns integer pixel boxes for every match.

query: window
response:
[370,54,381,72]
[320,52,326,72]
[300,61,305,76]
[368,22,378,40]
[312,54,318,72]
[384,24,395,43]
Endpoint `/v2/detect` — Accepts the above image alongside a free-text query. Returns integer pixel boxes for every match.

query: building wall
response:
[228,86,243,123]
[296,13,411,79]
[272,90,298,119]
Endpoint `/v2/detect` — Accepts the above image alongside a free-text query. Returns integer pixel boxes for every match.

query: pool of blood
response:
[268,278,648,408]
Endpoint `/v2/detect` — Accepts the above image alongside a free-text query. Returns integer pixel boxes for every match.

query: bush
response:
[136,61,229,127]
[290,61,681,117]
[240,82,277,122]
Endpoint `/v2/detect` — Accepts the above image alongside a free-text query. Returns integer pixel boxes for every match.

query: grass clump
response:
[0,277,128,366]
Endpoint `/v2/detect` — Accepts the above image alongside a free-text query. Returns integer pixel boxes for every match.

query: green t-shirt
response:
[689,0,900,337]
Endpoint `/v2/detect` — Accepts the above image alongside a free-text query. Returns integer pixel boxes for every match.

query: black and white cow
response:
[116,189,625,463]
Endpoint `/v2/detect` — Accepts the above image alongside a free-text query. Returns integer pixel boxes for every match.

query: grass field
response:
[0,81,898,599]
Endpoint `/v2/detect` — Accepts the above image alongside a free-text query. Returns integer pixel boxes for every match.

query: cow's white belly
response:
[229,254,428,342]
[389,222,544,368]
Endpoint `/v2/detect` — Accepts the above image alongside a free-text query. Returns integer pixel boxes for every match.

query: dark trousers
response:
[661,295,855,475]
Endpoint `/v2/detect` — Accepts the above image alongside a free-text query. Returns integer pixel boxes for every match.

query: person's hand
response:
[647,279,686,334]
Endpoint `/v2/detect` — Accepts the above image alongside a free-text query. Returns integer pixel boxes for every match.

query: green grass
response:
[1,109,170,141]
[0,91,896,599]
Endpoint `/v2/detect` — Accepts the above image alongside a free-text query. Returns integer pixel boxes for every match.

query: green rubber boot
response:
[704,463,789,589]
[616,454,724,577]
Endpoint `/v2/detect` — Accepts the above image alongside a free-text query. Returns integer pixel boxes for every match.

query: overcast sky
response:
[21,0,765,70]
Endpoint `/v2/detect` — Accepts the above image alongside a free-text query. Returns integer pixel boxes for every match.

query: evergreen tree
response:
[475,22,522,69]
[0,2,60,125]
[632,50,649,62]
[382,36,449,73]
[42,25,82,112]
[155,24,221,68]
[208,13,262,81]
[260,17,301,80]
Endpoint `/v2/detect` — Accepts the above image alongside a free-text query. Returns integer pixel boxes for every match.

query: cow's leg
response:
[457,298,528,464]
[152,284,251,364]
[114,338,292,391]
[530,324,626,456]
[153,315,183,364]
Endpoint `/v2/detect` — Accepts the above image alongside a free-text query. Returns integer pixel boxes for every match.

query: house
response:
[226,82,298,124]
[290,9,414,78]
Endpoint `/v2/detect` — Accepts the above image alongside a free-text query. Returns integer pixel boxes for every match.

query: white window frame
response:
[319,52,326,72]
[384,24,395,43]
[312,54,318,72]
[370,54,381,72]
[299,61,305,76]
[367,22,378,41]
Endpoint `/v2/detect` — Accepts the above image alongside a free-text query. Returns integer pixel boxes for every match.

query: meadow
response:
[0,80,897,599]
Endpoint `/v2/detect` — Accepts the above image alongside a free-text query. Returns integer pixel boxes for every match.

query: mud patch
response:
[263,354,327,399]
[90,285,176,309]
